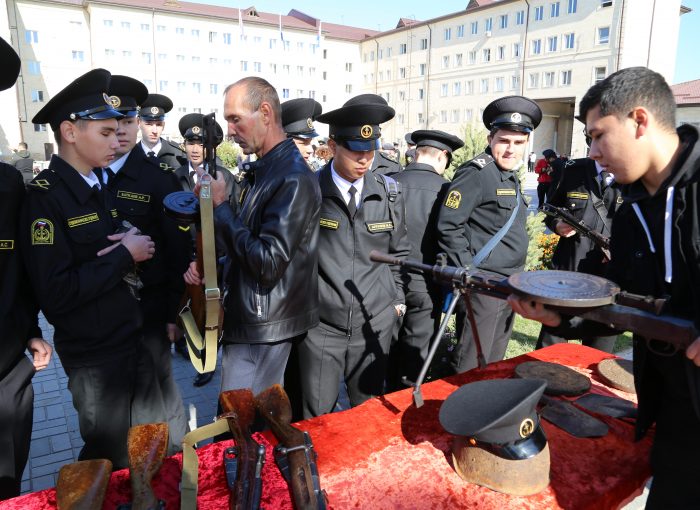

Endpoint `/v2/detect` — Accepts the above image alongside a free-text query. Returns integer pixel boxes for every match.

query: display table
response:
[1,344,651,509]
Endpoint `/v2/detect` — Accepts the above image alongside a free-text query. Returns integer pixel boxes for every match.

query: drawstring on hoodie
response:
[631,186,675,283]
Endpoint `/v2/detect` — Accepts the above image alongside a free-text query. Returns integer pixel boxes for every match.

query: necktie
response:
[600,170,612,190]
[147,151,156,158]
[347,185,357,218]
[104,167,115,186]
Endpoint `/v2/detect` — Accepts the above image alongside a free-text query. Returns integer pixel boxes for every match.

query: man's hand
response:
[194,170,229,208]
[685,338,700,366]
[27,338,52,371]
[506,295,562,328]
[166,323,181,343]
[184,261,202,285]
[97,227,155,262]
[554,220,577,238]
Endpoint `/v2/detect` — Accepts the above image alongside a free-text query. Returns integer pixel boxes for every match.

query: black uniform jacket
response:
[0,163,41,378]
[545,158,621,275]
[394,161,450,293]
[100,145,191,324]
[316,162,409,330]
[21,156,140,367]
[552,125,700,439]
[214,139,321,343]
[157,139,187,171]
[437,150,529,276]
[371,151,402,176]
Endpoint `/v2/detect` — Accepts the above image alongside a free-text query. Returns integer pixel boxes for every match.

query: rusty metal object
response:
[540,396,608,438]
[451,437,550,496]
[127,422,169,510]
[56,459,112,510]
[515,361,591,396]
[508,270,619,307]
[596,358,636,394]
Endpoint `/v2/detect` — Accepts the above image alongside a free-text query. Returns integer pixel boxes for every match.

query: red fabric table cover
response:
[1,343,652,509]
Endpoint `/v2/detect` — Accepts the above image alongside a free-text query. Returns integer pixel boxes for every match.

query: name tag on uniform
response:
[320,218,339,230]
[67,212,100,228]
[367,221,394,233]
[0,240,14,249]
[567,192,589,200]
[496,189,516,196]
[117,190,151,203]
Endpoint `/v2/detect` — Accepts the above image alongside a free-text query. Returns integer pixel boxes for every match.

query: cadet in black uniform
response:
[0,35,52,501]
[281,98,322,166]
[21,69,161,469]
[99,76,190,453]
[138,94,187,170]
[390,130,464,389]
[437,96,541,372]
[537,156,621,352]
[298,94,410,418]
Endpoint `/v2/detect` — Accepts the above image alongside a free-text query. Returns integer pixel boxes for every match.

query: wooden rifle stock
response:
[56,459,112,510]
[254,385,327,510]
[123,423,169,510]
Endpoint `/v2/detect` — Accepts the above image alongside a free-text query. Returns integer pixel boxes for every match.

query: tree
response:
[216,140,240,170]
[445,123,489,180]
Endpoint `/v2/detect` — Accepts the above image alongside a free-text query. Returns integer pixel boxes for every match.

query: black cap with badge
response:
[32,69,123,131]
[0,36,20,91]
[108,75,148,118]
[316,93,395,152]
[282,98,322,139]
[411,129,464,165]
[178,112,223,143]
[139,93,173,121]
[483,95,543,134]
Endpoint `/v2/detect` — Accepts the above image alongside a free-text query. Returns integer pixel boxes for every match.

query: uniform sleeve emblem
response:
[445,190,462,209]
[31,219,54,245]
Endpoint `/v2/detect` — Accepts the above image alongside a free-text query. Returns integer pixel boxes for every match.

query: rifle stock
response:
[56,459,112,510]
[540,203,611,260]
[124,423,169,510]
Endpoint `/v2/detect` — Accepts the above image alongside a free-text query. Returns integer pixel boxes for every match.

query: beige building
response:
[360,0,689,159]
[0,0,376,160]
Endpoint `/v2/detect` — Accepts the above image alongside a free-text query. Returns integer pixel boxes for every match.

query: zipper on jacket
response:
[256,283,262,318]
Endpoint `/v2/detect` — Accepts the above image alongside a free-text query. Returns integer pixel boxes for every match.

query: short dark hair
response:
[224,77,282,125]
[578,67,676,132]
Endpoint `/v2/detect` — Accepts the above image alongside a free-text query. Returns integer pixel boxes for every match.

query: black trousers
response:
[536,326,617,353]
[299,305,397,418]
[451,293,515,373]
[537,182,550,207]
[0,357,34,500]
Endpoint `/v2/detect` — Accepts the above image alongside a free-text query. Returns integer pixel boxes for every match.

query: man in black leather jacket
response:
[185,77,321,395]
[509,67,700,508]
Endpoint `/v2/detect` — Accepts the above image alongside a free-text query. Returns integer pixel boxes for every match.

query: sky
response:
[193,0,700,85]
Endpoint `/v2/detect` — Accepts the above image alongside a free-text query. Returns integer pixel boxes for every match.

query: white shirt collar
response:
[188,162,205,183]
[80,170,102,190]
[141,139,162,156]
[330,161,364,206]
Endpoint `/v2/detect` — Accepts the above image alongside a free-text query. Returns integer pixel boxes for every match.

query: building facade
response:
[360,0,688,159]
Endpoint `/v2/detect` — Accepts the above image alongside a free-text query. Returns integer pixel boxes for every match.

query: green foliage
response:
[525,212,547,270]
[216,140,240,170]
[445,123,489,180]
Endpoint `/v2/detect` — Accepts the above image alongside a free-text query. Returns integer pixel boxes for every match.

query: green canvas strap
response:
[180,419,230,509]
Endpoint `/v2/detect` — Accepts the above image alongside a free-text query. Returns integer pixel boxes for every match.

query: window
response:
[483,48,491,62]
[282,88,289,99]
[141,23,150,31]
[457,25,465,38]
[31,90,44,102]
[177,81,186,92]
[177,107,187,114]
[419,63,426,75]
[386,47,392,57]
[309,90,316,99]
[453,82,461,95]
[544,71,555,88]
[122,50,132,59]
[399,90,406,101]
[157,25,166,32]
[440,111,448,123]
[209,31,217,43]
[378,49,383,59]
[513,42,522,58]
[191,29,200,38]
[176,54,185,62]
[484,18,493,32]
[210,57,218,64]
[240,61,248,71]
[442,55,450,69]
[143,79,152,88]
[480,78,489,93]
[399,43,407,54]
[444,28,452,41]
[551,2,560,17]
[224,58,232,65]
[601,0,613,6]
[397,114,404,124]
[103,20,113,28]
[157,53,167,60]
[192,108,201,114]
[497,45,505,60]
[531,39,542,55]
[561,70,572,86]
[387,69,391,80]
[516,10,525,25]
[121,21,131,30]
[254,36,261,45]
[378,71,384,82]
[297,65,304,76]
[223,33,231,44]
[465,109,473,122]
[192,56,200,63]
[529,72,539,88]
[568,0,577,13]
[72,50,84,62]
[451,109,460,123]
[269,38,277,49]
[466,80,474,94]
[511,75,520,90]
[598,27,610,44]
[345,84,352,93]
[399,67,406,79]
[471,22,478,35]
[254,62,262,72]
[418,88,424,99]
[25,30,38,43]
[548,36,558,52]
[176,27,184,35]
[500,15,508,29]
[417,113,424,125]
[495,77,504,92]
[159,80,168,91]
[33,124,47,132]
[534,6,544,21]
[420,38,428,50]
[564,33,575,49]
[441,83,448,97]
[269,63,277,73]
[210,83,218,94]
[297,89,304,98]
[70,21,82,28]
[297,42,304,51]
[104,49,115,58]
[455,53,463,66]
[594,66,607,83]
[468,51,476,64]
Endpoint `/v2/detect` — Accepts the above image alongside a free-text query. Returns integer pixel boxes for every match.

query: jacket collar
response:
[50,155,100,205]
[319,161,384,203]
[241,138,298,183]
[404,161,439,174]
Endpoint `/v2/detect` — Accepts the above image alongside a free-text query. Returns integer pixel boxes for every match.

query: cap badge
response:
[150,106,160,115]
[191,126,201,135]
[102,93,111,105]
[306,118,314,129]
[360,125,373,139]
[109,95,121,108]
[510,112,522,124]
[519,418,535,438]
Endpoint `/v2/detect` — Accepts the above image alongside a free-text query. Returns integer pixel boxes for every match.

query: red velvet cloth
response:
[2,344,651,510]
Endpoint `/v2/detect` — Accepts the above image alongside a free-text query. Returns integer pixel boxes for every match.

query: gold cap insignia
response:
[445,190,462,209]
[510,112,522,123]
[519,418,535,438]
[150,106,160,115]
[360,125,373,139]
[307,118,314,129]
[109,95,121,108]
[102,93,111,104]
[191,126,201,134]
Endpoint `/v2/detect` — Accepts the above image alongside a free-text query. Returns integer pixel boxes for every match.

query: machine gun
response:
[370,250,698,407]
[540,203,611,260]
[163,113,224,374]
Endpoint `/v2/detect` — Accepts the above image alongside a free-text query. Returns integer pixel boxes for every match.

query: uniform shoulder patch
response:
[470,152,494,169]
[31,218,54,245]
[159,162,175,172]
[28,170,57,191]
[444,190,462,209]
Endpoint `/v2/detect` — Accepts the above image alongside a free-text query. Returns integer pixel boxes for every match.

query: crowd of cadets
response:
[2,32,700,508]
